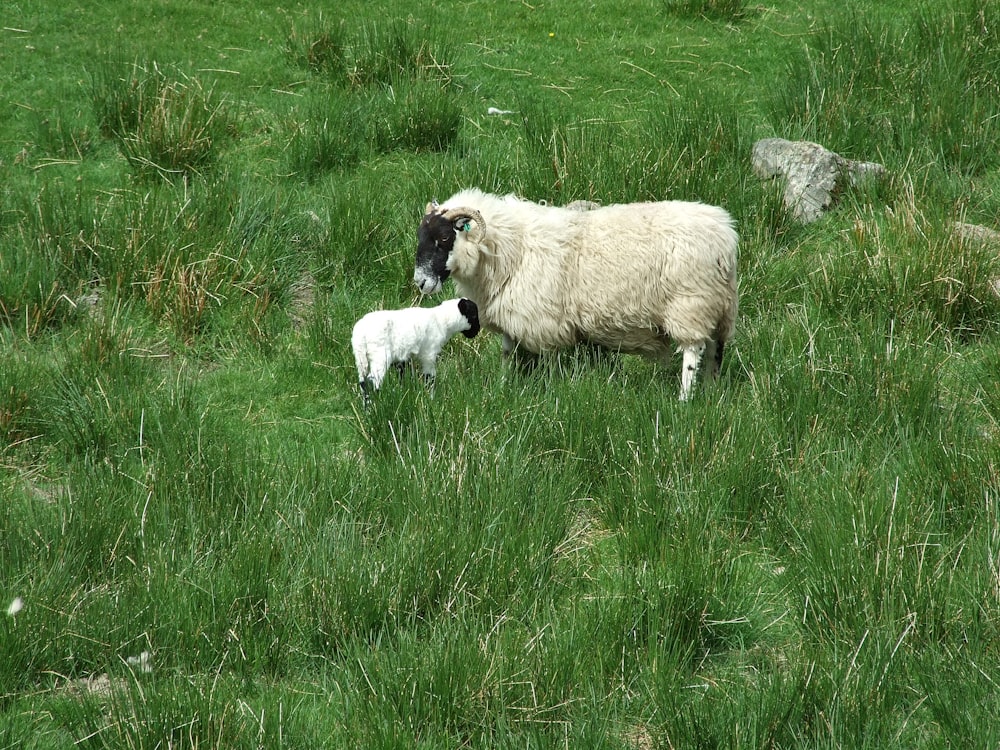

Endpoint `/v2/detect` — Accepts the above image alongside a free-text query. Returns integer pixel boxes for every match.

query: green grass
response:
[2,0,1000,747]
[768,3,1000,176]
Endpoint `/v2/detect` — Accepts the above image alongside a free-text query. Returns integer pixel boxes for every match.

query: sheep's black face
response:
[414,212,455,295]
[458,298,480,339]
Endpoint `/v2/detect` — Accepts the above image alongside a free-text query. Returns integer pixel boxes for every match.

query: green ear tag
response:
[463,223,471,232]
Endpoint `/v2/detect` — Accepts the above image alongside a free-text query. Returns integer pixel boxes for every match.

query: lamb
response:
[351,298,480,398]
[413,189,738,401]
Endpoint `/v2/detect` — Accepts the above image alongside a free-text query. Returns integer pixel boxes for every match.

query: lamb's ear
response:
[458,298,481,338]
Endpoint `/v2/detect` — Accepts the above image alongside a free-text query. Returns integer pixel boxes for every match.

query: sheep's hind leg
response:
[679,342,706,401]
[703,338,721,379]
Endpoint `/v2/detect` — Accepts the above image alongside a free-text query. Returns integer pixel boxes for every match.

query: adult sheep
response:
[413,189,738,401]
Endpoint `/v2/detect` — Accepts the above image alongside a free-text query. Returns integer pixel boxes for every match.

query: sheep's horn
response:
[442,206,486,243]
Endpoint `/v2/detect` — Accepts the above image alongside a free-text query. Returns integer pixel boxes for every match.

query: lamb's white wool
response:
[351,298,480,396]
[414,189,739,400]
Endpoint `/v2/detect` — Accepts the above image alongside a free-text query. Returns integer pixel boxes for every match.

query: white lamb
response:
[351,298,480,397]
[413,189,738,401]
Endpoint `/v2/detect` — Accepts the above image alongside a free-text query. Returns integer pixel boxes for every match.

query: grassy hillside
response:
[2,1,999,747]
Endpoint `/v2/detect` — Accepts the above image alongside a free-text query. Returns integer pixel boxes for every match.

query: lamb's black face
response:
[414,212,455,295]
[458,298,481,339]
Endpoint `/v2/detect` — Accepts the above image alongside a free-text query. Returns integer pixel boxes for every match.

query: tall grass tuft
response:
[348,20,452,89]
[90,54,168,139]
[76,177,300,346]
[120,78,235,178]
[0,181,98,334]
[769,0,1000,173]
[55,675,296,749]
[29,106,95,161]
[305,176,416,289]
[0,175,302,347]
[90,57,238,178]
[516,95,770,220]
[286,14,348,77]
[288,17,452,89]
[0,352,39,451]
[288,20,461,178]
[808,197,1000,342]
[288,94,371,177]
[366,77,463,154]
[663,0,752,21]
[0,237,82,336]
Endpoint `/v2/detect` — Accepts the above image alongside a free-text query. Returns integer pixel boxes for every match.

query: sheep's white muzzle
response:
[414,268,442,295]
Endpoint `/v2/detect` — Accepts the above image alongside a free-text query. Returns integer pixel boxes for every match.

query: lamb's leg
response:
[679,342,706,401]
[417,355,437,388]
[368,354,390,390]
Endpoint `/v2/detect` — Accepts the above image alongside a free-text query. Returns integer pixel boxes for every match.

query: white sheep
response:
[413,189,738,400]
[351,298,480,398]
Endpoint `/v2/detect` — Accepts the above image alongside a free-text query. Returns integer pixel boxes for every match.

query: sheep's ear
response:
[443,208,485,241]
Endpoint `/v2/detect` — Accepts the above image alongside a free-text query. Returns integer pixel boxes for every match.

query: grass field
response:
[2,0,999,747]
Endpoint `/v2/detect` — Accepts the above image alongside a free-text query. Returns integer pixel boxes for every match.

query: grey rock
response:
[952,221,1000,246]
[752,138,886,223]
[564,199,601,211]
[952,222,1000,298]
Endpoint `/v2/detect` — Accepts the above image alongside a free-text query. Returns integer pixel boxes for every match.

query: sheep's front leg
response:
[502,332,539,371]
[679,342,706,401]
[501,333,517,357]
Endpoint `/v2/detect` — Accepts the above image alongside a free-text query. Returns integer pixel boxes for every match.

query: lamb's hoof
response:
[359,381,374,407]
